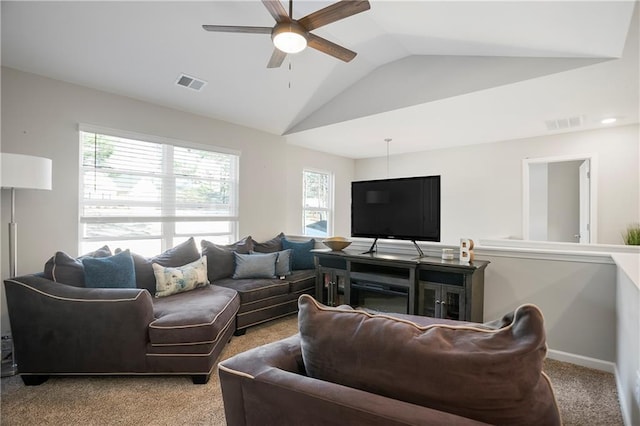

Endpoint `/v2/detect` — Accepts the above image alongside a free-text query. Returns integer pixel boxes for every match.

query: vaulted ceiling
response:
[2,1,638,158]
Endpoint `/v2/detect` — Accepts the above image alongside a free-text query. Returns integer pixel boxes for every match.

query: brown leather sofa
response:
[219,295,562,426]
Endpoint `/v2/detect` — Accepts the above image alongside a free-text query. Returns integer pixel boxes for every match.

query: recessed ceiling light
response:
[601,118,617,124]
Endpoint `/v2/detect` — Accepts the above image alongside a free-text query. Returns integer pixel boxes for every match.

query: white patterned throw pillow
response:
[153,256,209,298]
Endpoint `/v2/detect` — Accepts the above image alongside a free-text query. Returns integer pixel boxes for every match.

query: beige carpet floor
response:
[0,315,624,425]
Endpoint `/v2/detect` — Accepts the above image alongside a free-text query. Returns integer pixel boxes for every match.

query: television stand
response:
[362,237,379,254]
[313,249,489,322]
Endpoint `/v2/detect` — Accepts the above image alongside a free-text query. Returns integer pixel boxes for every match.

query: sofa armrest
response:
[219,334,489,426]
[4,274,155,374]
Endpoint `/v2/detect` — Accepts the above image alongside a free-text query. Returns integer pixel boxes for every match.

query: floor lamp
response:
[1,153,52,278]
[1,153,52,377]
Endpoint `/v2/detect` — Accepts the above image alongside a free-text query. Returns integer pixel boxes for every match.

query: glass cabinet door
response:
[419,282,466,320]
[441,285,465,321]
[319,268,346,307]
[419,283,440,318]
[334,272,346,306]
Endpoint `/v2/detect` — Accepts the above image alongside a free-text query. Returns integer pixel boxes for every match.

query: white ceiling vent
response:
[175,74,207,91]
[545,115,584,131]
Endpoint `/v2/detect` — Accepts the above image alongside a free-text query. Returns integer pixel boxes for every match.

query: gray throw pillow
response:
[43,245,112,287]
[275,249,292,276]
[201,237,253,281]
[233,252,277,279]
[252,232,284,253]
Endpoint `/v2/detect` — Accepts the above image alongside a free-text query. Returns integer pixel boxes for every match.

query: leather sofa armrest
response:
[219,334,489,426]
[4,274,155,374]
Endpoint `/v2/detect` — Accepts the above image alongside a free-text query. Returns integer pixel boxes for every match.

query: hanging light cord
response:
[385,138,392,178]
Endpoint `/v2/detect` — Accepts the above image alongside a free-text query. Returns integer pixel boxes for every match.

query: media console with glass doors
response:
[313,250,489,322]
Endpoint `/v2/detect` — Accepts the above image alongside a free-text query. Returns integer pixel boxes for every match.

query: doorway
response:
[523,154,597,243]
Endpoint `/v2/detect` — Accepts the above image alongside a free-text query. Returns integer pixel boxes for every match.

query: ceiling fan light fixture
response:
[272,22,308,54]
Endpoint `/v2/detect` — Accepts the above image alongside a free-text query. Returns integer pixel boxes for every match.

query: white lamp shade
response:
[1,153,52,190]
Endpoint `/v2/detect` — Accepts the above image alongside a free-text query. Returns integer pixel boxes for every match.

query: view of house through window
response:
[303,169,333,237]
[79,128,239,256]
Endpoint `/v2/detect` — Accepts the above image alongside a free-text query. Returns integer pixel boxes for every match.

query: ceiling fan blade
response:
[262,0,290,23]
[299,0,370,31]
[307,33,356,62]
[267,48,287,68]
[202,25,272,34]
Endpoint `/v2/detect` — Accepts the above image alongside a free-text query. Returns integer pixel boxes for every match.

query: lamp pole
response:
[8,187,17,278]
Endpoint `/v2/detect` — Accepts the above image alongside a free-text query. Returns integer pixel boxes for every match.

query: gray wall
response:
[482,251,616,362]
[529,163,548,241]
[547,160,581,243]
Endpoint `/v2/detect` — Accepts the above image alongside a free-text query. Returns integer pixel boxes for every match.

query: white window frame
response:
[302,168,334,237]
[78,124,240,253]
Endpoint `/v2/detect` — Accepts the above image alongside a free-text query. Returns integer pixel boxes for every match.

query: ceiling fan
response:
[202,0,371,68]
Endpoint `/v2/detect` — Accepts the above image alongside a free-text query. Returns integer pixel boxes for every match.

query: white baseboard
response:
[547,349,615,373]
[614,365,633,426]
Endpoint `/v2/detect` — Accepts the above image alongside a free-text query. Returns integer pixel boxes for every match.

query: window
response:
[79,127,239,256]
[302,169,333,237]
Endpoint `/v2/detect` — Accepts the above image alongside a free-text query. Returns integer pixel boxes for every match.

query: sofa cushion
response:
[282,238,315,270]
[127,237,201,296]
[201,237,253,282]
[215,277,290,304]
[153,256,209,298]
[43,245,112,287]
[82,249,136,289]
[252,232,284,253]
[286,269,315,293]
[233,252,277,279]
[149,285,239,345]
[297,294,561,426]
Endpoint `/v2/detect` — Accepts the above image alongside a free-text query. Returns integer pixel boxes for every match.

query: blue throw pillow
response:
[82,249,137,289]
[282,238,315,270]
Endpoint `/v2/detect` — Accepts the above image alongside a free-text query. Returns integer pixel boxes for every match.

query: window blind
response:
[79,129,239,253]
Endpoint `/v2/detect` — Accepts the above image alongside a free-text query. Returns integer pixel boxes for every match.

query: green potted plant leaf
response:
[623,224,640,245]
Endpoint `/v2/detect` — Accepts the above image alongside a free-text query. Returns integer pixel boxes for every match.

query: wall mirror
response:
[523,154,597,244]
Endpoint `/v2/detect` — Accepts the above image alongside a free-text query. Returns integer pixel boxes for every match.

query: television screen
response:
[351,176,440,242]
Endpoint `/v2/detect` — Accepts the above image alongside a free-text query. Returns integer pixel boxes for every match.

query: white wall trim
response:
[310,236,620,264]
[547,348,615,373]
[476,245,615,265]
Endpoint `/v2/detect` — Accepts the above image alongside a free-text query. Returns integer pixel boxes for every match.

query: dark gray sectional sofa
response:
[215,269,315,334]
[200,232,315,335]
[3,233,315,385]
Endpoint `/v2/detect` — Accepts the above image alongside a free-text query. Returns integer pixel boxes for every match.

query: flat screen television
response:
[351,176,441,245]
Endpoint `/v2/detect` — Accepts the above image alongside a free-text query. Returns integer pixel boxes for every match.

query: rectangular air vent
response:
[175,74,207,91]
[545,115,584,131]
